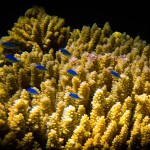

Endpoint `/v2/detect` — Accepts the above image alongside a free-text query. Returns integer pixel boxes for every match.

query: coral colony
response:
[0,6,150,150]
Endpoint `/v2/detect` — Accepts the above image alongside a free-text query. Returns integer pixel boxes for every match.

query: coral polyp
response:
[0,6,150,150]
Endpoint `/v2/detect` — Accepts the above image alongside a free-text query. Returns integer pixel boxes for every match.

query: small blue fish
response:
[67,69,78,76]
[69,92,80,99]
[35,65,47,71]
[59,48,71,56]
[1,42,16,49]
[110,70,121,78]
[5,54,19,63]
[26,88,39,95]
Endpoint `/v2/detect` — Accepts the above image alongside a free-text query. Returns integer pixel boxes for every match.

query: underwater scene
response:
[0,6,150,150]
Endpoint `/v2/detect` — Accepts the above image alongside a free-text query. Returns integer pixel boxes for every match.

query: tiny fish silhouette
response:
[110,70,121,78]
[5,54,19,63]
[35,65,47,71]
[26,88,39,95]
[67,69,78,76]
[1,42,16,49]
[59,48,71,56]
[69,92,80,99]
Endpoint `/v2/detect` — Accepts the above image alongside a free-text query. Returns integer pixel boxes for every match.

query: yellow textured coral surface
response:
[0,6,150,150]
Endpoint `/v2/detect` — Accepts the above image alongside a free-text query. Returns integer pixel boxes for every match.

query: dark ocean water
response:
[0,0,149,42]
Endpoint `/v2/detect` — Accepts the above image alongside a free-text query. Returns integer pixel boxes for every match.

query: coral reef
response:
[0,6,150,150]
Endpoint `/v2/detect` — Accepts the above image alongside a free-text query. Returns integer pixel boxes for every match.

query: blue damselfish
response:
[69,92,80,99]
[5,54,19,63]
[1,42,16,49]
[67,69,78,76]
[26,88,39,95]
[35,65,47,71]
[59,48,71,56]
[110,70,121,78]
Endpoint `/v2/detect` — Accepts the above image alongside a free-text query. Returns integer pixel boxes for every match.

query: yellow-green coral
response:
[0,6,150,150]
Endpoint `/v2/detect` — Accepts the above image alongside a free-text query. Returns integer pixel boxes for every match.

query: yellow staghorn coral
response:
[0,6,150,150]
[0,6,70,55]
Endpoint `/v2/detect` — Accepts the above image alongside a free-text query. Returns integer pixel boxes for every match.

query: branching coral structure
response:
[0,6,150,150]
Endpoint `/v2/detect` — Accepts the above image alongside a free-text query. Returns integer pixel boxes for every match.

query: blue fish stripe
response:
[1,42,16,49]
[110,70,121,78]
[59,48,71,56]
[69,92,80,99]
[67,69,78,76]
[26,88,39,95]
[5,54,19,63]
[35,65,47,71]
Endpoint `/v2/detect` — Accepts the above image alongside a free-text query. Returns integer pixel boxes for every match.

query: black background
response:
[0,0,149,43]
